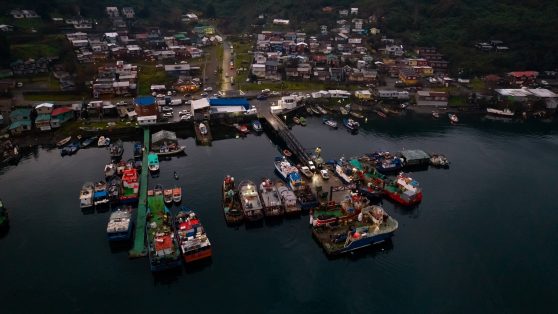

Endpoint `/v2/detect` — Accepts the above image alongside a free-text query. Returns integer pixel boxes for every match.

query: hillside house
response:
[9,108,33,134]
[50,107,74,128]
[416,91,448,107]
[122,7,135,19]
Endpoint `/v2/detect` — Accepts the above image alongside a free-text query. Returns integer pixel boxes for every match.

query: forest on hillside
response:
[1,0,557,73]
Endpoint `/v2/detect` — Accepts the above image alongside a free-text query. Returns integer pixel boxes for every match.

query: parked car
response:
[203,87,213,92]
[200,92,208,97]
[162,106,173,112]
[178,110,190,116]
[180,114,191,121]
[162,112,173,118]
[320,169,329,180]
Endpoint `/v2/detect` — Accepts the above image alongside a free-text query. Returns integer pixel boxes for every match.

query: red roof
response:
[51,107,73,116]
[508,71,538,78]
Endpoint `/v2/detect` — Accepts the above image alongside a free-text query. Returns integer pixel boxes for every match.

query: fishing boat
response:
[316,105,328,115]
[174,209,212,263]
[251,120,263,133]
[343,118,360,132]
[199,123,208,135]
[383,172,423,206]
[322,117,338,129]
[106,207,133,241]
[172,187,182,203]
[133,142,143,159]
[234,123,250,135]
[306,106,313,115]
[97,136,110,147]
[335,158,355,184]
[372,152,405,173]
[120,168,139,203]
[148,152,159,173]
[146,195,181,272]
[339,107,349,115]
[126,158,135,170]
[288,172,319,210]
[311,106,321,115]
[81,136,98,148]
[312,205,398,256]
[109,139,124,158]
[0,199,8,229]
[153,184,163,196]
[311,194,370,227]
[430,153,450,168]
[56,136,72,148]
[358,183,384,201]
[300,166,313,178]
[448,113,459,124]
[107,176,122,204]
[116,160,126,176]
[350,111,365,119]
[222,175,244,224]
[79,182,95,209]
[299,116,307,126]
[104,163,116,178]
[156,144,186,156]
[376,110,387,118]
[487,108,515,117]
[93,181,110,206]
[432,111,440,119]
[238,180,264,222]
[163,188,173,205]
[60,142,80,156]
[259,178,284,217]
[283,149,292,157]
[276,181,301,215]
[292,116,301,125]
[274,156,299,181]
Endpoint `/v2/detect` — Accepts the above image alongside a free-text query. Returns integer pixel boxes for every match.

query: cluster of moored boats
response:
[302,104,364,132]
[56,135,106,156]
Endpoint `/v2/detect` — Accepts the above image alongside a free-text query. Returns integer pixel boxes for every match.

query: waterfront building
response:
[134,96,158,117]
[50,107,74,128]
[415,91,448,107]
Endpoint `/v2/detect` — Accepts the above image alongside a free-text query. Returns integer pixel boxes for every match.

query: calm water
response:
[1,113,558,313]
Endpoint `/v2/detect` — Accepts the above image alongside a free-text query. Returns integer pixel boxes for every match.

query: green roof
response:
[35,114,51,122]
[9,120,31,129]
[10,108,32,118]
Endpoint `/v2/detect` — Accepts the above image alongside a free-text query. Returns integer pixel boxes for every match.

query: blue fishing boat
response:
[274,156,299,182]
[133,142,143,159]
[146,195,181,272]
[288,172,319,211]
[81,136,98,148]
[372,152,404,173]
[322,117,338,129]
[312,205,398,256]
[343,118,360,132]
[106,207,133,241]
[93,181,110,206]
[251,120,263,133]
[60,142,80,156]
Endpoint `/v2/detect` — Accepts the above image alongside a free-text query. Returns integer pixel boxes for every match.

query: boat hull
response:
[107,228,133,242]
[156,146,186,156]
[183,247,212,263]
[385,190,423,206]
[334,231,394,255]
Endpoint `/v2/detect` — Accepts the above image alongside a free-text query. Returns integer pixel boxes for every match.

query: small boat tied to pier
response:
[174,209,212,263]
[109,139,124,159]
[312,205,398,256]
[79,182,95,209]
[259,178,285,217]
[172,187,182,203]
[275,181,301,215]
[238,180,264,222]
[146,195,181,272]
[429,153,450,168]
[97,136,110,147]
[222,175,244,224]
[106,207,133,242]
[148,152,160,173]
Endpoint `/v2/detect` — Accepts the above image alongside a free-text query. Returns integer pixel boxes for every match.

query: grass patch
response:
[11,43,60,60]
[138,63,174,95]
[448,96,467,106]
[470,78,487,93]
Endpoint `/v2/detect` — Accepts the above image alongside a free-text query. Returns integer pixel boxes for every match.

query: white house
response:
[137,115,157,125]
[273,19,290,25]
[278,96,297,110]
[378,90,410,100]
[328,90,351,98]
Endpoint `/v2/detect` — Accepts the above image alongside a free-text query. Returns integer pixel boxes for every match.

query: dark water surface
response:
[1,113,558,313]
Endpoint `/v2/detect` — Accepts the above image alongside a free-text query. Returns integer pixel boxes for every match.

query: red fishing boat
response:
[174,209,212,263]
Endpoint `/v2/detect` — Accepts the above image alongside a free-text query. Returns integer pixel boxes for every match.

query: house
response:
[399,68,419,86]
[209,98,250,117]
[121,7,135,19]
[350,8,359,15]
[507,71,538,86]
[191,98,210,121]
[495,88,558,109]
[106,7,119,18]
[137,115,157,126]
[297,63,312,79]
[314,68,331,81]
[9,108,33,134]
[35,103,54,115]
[385,44,404,57]
[329,68,344,81]
[50,107,74,128]
[328,90,351,98]
[355,90,372,99]
[252,64,266,78]
[164,64,190,76]
[415,91,448,107]
[9,120,32,134]
[339,9,349,17]
[35,114,52,131]
[378,90,410,100]
[0,25,14,32]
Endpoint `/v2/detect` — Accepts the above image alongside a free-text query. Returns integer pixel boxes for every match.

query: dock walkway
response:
[129,128,150,258]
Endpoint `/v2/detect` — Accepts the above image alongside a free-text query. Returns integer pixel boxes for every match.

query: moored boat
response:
[106,207,133,241]
[322,117,338,129]
[383,172,423,206]
[109,139,124,158]
[350,111,365,119]
[376,110,387,118]
[116,160,126,176]
[148,152,159,173]
[81,136,98,148]
[316,105,328,115]
[288,172,318,211]
[56,136,72,148]
[163,188,173,205]
[343,118,360,132]
[93,181,110,206]
[60,142,80,156]
[311,106,321,115]
[107,176,122,204]
[432,111,440,119]
[251,120,263,133]
[276,181,301,215]
[133,142,143,159]
[120,168,139,203]
[372,152,404,173]
[259,178,284,217]
[430,153,450,168]
[0,199,8,229]
[306,106,313,115]
[293,116,301,125]
[339,107,349,115]
[283,149,292,157]
[174,209,212,263]
[146,195,181,272]
[487,108,515,117]
[299,116,307,126]
[156,144,185,156]
[238,180,264,222]
[172,187,182,203]
[104,163,116,178]
[300,166,313,178]
[234,123,250,135]
[222,175,244,224]
[448,113,459,124]
[274,156,299,181]
[199,123,208,135]
[98,136,110,147]
[312,205,398,256]
[79,182,95,209]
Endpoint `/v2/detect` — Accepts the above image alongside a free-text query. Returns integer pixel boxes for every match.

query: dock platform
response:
[194,121,212,145]
[307,165,352,204]
[129,128,150,258]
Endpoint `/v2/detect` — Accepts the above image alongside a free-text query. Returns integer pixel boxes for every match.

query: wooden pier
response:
[255,103,311,164]
[129,128,150,258]
[194,121,212,145]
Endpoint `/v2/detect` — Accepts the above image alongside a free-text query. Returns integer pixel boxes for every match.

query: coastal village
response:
[1,4,558,271]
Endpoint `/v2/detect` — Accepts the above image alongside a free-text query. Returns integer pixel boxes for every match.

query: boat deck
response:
[129,128,150,258]
[307,167,352,204]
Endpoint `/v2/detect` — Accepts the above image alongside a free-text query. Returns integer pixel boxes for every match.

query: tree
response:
[0,34,10,67]
[205,3,216,18]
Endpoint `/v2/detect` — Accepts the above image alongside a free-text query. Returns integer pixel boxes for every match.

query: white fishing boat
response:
[486,108,515,117]
[98,136,111,147]
[448,113,459,123]
[79,182,95,209]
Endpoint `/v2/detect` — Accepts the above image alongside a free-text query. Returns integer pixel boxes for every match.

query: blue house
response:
[9,108,33,134]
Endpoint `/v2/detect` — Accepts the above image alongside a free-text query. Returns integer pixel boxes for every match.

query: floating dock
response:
[194,121,212,145]
[399,149,430,167]
[129,128,150,258]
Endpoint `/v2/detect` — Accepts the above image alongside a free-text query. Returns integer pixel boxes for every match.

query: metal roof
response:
[135,96,156,106]
[209,98,250,110]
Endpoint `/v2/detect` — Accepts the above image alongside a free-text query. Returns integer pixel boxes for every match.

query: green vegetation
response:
[137,63,174,95]
[23,91,87,101]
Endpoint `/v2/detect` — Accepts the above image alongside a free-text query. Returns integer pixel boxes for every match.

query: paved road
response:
[221,41,233,91]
